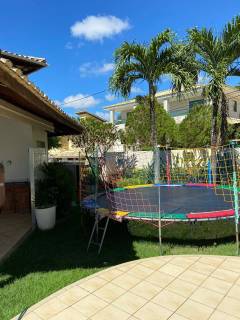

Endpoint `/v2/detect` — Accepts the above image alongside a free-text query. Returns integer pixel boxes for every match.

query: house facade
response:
[0,49,83,215]
[104,85,240,129]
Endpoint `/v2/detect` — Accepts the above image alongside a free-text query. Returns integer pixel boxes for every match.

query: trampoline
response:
[84,144,240,254]
[83,183,236,222]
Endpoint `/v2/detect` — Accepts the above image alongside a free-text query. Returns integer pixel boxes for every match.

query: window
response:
[189,99,205,110]
[233,101,237,113]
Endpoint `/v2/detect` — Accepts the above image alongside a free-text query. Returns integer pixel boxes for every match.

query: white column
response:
[163,99,169,112]
[109,110,115,123]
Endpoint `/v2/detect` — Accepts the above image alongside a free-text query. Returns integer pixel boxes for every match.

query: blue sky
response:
[1,1,240,119]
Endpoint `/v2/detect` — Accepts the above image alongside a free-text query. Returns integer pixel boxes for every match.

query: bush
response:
[37,162,76,217]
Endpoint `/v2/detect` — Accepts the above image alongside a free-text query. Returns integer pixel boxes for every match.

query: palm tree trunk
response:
[149,83,157,147]
[220,92,228,146]
[211,99,219,184]
[149,83,160,183]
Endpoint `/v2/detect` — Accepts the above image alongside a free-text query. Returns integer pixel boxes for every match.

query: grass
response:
[0,208,238,320]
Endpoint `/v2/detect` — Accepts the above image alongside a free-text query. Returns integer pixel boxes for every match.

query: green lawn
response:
[0,208,238,320]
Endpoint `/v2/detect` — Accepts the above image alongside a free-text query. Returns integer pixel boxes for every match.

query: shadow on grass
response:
[0,208,138,289]
[0,208,237,290]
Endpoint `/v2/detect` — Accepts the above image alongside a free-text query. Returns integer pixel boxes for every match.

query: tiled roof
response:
[0,49,47,65]
[0,57,82,133]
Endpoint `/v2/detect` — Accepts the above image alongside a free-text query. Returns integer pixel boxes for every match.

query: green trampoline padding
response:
[127,212,187,220]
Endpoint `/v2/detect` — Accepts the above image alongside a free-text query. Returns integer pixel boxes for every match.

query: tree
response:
[72,118,118,174]
[189,16,240,146]
[109,30,197,148]
[48,136,61,149]
[122,101,179,148]
[179,104,238,148]
[179,105,213,147]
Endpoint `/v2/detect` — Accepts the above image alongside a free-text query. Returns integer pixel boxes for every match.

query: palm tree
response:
[188,16,240,146]
[109,30,197,148]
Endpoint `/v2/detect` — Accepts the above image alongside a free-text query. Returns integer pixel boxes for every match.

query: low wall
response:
[2,182,31,214]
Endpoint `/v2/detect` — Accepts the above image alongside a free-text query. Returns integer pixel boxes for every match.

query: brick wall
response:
[2,182,31,214]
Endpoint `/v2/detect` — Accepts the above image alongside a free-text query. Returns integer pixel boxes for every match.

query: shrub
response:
[37,162,76,217]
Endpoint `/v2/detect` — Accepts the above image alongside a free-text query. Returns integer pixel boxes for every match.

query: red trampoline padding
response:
[185,183,217,187]
[187,209,235,220]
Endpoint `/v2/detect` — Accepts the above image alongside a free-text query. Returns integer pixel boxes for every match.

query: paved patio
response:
[14,255,240,320]
[0,213,32,262]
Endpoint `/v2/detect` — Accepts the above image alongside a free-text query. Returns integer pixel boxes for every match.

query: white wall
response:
[0,102,50,182]
[0,117,33,182]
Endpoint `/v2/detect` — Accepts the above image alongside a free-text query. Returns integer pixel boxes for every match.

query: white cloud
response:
[95,111,110,121]
[105,93,116,102]
[57,93,100,109]
[131,86,144,94]
[71,15,130,41]
[79,61,114,77]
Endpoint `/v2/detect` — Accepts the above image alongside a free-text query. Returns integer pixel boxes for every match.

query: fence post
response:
[154,146,160,184]
[231,141,239,255]
[94,146,99,240]
[208,159,212,184]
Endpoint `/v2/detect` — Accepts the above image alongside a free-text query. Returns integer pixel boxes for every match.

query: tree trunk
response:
[220,92,228,146]
[211,98,219,184]
[149,83,157,147]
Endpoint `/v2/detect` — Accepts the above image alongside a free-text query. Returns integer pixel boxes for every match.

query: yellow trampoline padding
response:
[125,184,153,189]
[114,211,129,217]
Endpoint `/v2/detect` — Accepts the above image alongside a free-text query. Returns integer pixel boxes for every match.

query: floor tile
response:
[127,264,154,279]
[146,270,174,288]
[94,282,125,302]
[202,276,232,294]
[130,280,160,300]
[227,284,240,300]
[57,286,89,305]
[190,287,223,308]
[170,257,195,268]
[99,268,123,281]
[190,261,216,275]
[17,313,42,320]
[50,307,87,320]
[91,304,129,320]
[218,296,240,318]
[177,299,213,320]
[134,301,173,320]
[112,273,141,290]
[34,298,68,319]
[166,279,197,297]
[168,314,189,320]
[211,268,239,283]
[159,263,185,277]
[152,289,186,311]
[140,258,167,270]
[178,269,207,286]
[73,294,107,317]
[78,277,107,293]
[198,256,225,267]
[209,310,239,320]
[113,291,147,314]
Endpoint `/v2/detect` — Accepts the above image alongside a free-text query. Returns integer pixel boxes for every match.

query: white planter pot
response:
[35,206,56,230]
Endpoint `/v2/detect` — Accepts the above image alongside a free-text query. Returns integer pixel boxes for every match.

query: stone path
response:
[13,255,240,320]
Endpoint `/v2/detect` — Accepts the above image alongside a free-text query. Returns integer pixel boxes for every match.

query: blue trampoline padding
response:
[82,199,99,209]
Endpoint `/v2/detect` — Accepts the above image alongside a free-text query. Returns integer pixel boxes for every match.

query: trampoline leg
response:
[236,221,239,256]
[98,216,110,255]
[87,216,98,252]
[87,215,110,255]
[158,218,162,256]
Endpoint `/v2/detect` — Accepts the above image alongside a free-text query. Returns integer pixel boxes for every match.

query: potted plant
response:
[35,180,57,230]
